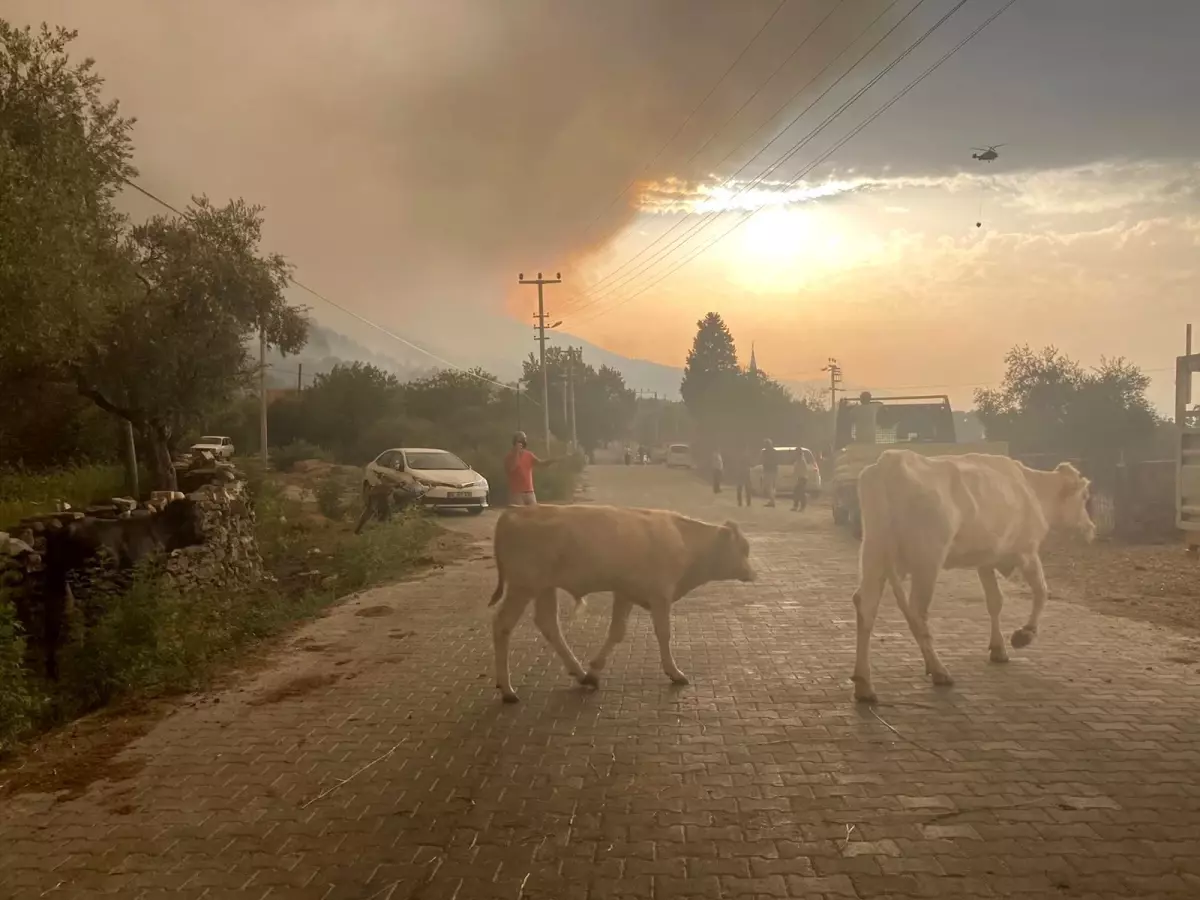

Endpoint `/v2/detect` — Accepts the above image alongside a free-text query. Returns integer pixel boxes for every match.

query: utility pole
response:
[821,357,843,462]
[519,271,561,453]
[560,373,569,436]
[568,347,578,451]
[653,390,660,448]
[516,382,522,431]
[297,363,303,393]
[259,325,268,470]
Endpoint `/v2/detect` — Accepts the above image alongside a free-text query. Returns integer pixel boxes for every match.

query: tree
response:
[681,313,741,426]
[0,22,135,382]
[975,345,1158,457]
[296,362,403,455]
[521,348,635,452]
[70,198,310,488]
[576,364,637,452]
[1,24,310,488]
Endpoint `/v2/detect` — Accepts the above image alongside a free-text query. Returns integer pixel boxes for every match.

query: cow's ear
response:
[723,520,742,536]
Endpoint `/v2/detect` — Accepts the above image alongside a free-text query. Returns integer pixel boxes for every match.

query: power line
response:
[573,0,791,248]
[675,0,850,183]
[564,0,923,312]
[573,0,961,317]
[573,0,1018,326]
[566,0,850,307]
[120,176,536,401]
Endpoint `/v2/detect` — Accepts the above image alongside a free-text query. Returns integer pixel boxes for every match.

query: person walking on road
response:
[791,445,808,512]
[504,431,553,507]
[731,446,753,507]
[761,438,779,507]
[711,448,724,494]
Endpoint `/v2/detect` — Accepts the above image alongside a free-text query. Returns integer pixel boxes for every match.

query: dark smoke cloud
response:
[0,0,899,350]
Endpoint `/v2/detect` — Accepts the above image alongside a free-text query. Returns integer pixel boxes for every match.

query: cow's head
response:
[157,497,207,551]
[1052,462,1096,542]
[714,520,755,583]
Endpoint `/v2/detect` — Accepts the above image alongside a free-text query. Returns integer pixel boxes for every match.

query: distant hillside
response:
[261,324,434,389]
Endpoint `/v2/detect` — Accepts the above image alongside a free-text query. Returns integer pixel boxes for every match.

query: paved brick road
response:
[4,464,1200,899]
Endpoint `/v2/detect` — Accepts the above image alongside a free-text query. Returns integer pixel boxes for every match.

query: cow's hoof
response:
[931,671,955,687]
[667,673,690,686]
[500,692,520,704]
[1010,627,1035,649]
[851,675,876,703]
[989,647,1010,664]
[579,672,600,688]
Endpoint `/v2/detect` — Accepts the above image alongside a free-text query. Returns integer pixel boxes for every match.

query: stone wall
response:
[1,458,264,666]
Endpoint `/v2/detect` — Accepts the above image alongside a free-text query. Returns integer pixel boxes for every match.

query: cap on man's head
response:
[513,431,528,446]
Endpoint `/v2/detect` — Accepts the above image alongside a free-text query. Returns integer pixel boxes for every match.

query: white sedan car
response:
[363,447,489,514]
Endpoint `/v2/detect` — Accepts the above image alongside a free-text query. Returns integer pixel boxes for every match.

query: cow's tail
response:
[488,559,506,607]
[488,512,509,607]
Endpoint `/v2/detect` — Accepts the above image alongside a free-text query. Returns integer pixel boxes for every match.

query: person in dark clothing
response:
[731,446,752,507]
[355,483,395,534]
[791,446,808,512]
[761,439,779,507]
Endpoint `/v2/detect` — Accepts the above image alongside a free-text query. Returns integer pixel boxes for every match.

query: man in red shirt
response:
[504,431,553,506]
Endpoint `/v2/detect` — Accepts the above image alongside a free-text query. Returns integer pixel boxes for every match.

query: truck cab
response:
[830,392,1007,537]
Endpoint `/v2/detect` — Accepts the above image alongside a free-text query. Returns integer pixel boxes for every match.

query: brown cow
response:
[851,449,1095,703]
[488,504,754,702]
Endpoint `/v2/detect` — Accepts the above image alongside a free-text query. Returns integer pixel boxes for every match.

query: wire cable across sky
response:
[572,0,1019,327]
[121,177,537,400]
[564,0,931,314]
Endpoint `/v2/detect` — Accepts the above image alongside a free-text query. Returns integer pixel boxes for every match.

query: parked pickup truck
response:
[830,393,1008,538]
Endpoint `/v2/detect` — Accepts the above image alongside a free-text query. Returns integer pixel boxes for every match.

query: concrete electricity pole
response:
[259,326,269,470]
[519,271,561,452]
[821,357,843,461]
[567,347,579,451]
[560,373,569,436]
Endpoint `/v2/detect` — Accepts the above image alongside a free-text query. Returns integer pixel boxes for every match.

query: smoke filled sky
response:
[4,0,1199,409]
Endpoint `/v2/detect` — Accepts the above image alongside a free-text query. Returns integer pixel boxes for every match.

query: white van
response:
[750,446,822,495]
[665,443,692,468]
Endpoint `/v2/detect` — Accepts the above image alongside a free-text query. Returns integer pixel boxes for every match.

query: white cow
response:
[851,449,1095,702]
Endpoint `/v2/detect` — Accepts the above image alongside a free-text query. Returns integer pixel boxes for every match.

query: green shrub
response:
[0,592,40,754]
[54,566,170,714]
[315,474,350,521]
[332,508,435,592]
[270,440,331,473]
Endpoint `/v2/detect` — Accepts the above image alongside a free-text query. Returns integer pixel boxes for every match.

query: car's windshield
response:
[669,445,688,453]
[405,451,469,471]
[198,436,222,444]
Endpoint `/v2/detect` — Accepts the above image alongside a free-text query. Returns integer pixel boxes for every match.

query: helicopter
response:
[971,144,1004,162]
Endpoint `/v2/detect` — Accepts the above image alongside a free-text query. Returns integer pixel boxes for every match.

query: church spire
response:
[748,341,759,376]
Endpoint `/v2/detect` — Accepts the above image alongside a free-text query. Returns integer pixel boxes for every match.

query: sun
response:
[719,206,865,294]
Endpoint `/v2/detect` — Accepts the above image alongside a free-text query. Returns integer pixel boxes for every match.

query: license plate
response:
[448,491,471,498]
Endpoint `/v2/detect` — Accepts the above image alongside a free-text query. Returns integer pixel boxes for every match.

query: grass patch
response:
[0,464,135,526]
